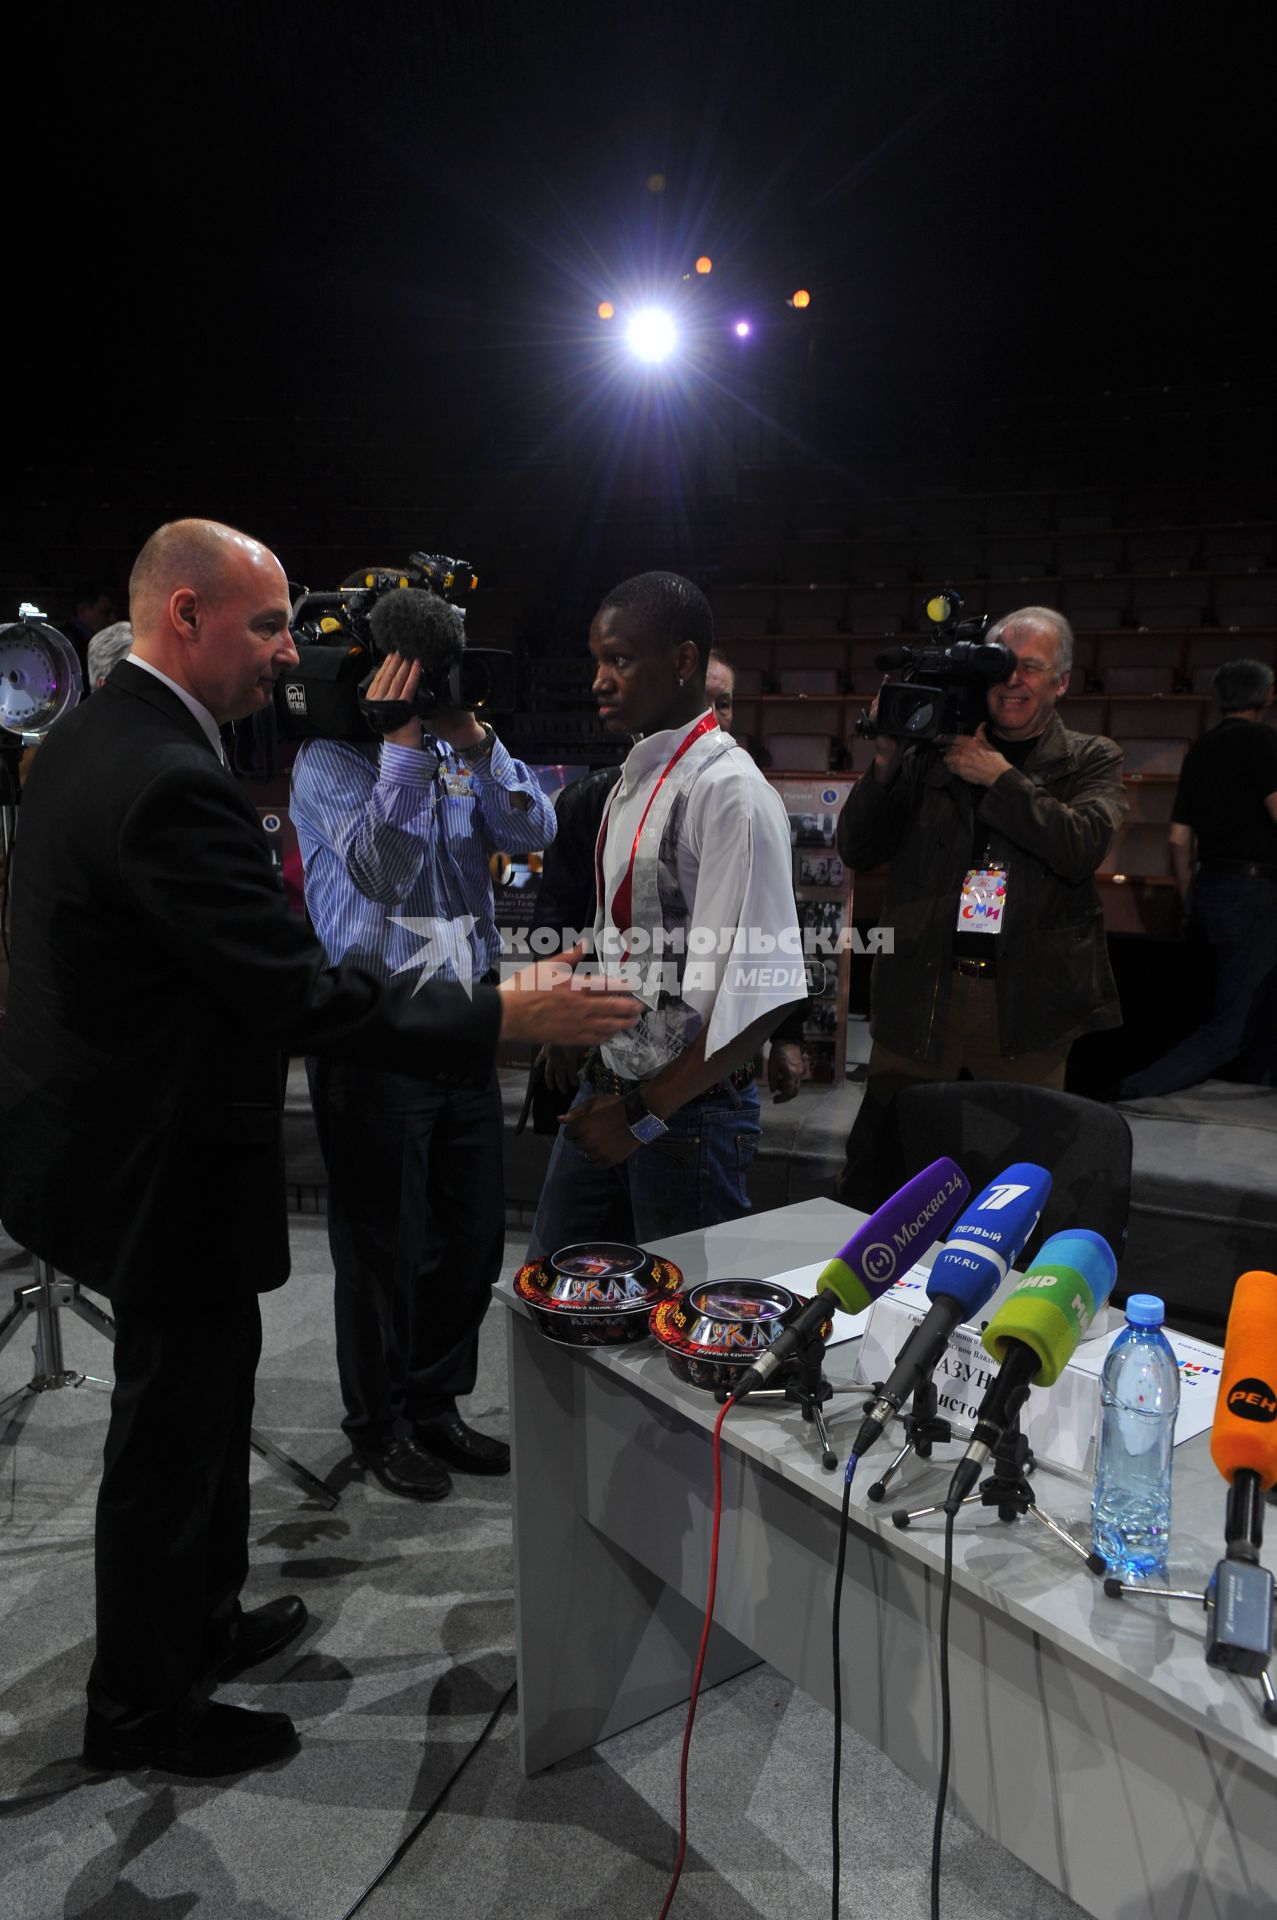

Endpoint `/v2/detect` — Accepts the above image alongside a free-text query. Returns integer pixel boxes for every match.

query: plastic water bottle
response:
[1091,1294,1180,1581]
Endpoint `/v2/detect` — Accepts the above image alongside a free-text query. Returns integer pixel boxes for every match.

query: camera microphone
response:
[367,588,466,677]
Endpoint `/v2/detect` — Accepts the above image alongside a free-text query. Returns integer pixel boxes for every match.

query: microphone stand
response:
[0,1252,338,1510]
[863,1357,955,1505]
[719,1326,839,1471]
[1102,1472,1277,1727]
[890,1414,1104,1571]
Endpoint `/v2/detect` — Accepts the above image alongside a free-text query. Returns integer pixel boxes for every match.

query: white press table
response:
[497,1198,1277,1920]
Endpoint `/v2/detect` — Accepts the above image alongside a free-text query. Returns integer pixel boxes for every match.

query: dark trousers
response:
[87,1291,262,1726]
[306,1059,504,1446]
[838,971,1069,1211]
[1119,870,1277,1097]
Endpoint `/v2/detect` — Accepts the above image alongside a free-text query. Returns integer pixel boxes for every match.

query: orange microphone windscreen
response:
[1210,1270,1277,1491]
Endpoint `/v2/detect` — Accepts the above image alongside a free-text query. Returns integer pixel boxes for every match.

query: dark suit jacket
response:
[0,663,501,1307]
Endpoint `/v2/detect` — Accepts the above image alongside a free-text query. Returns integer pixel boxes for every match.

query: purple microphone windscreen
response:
[816,1158,970,1316]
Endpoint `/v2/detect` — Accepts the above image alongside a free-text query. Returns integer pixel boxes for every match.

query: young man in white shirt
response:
[529,572,804,1256]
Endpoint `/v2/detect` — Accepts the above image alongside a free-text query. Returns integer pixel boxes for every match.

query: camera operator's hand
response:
[537,1043,585,1095]
[942,723,1012,788]
[498,942,640,1047]
[430,706,489,753]
[366,652,424,747]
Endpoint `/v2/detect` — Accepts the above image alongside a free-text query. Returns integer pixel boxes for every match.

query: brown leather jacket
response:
[839,714,1125,1062]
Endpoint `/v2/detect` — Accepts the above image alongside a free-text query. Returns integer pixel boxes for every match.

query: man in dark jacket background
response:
[837,605,1124,1207]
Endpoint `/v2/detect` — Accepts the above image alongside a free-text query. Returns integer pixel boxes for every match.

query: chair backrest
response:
[895,1081,1133,1270]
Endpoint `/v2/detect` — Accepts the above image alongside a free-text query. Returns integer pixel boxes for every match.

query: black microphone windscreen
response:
[367,589,465,674]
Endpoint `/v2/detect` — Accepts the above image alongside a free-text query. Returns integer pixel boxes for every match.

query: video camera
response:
[274,552,517,742]
[855,590,1013,743]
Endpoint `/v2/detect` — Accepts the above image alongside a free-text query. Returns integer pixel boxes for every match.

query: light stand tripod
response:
[0,1253,338,1508]
[1102,1469,1277,1727]
[891,1414,1104,1571]
[721,1328,840,1470]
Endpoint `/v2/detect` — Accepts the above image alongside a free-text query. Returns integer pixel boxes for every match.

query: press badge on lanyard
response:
[956,865,1008,935]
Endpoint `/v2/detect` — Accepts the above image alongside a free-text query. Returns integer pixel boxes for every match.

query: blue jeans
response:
[527,1081,762,1261]
[1120,870,1277,1098]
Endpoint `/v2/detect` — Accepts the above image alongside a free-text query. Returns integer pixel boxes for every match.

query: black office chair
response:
[894,1080,1133,1272]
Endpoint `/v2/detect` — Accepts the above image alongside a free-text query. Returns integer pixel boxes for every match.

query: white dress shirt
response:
[596,713,804,1077]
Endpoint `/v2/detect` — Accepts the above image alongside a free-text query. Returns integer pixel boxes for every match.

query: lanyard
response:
[597,710,718,953]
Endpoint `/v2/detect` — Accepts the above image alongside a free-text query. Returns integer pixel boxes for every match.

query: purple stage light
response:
[734,320,751,338]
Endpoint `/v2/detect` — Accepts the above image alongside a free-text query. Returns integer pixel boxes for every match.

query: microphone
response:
[945,1229,1118,1512]
[367,587,466,674]
[729,1158,970,1403]
[361,589,469,732]
[852,1163,1052,1457]
[1205,1270,1277,1679]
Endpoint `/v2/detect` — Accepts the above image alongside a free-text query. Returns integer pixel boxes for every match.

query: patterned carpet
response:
[0,1220,1086,1920]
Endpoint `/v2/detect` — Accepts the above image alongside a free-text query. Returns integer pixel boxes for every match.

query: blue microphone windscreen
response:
[924,1163,1052,1317]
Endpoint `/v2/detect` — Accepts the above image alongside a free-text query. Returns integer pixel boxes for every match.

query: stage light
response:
[598,301,615,320]
[695,256,713,275]
[734,320,751,338]
[626,308,677,363]
[792,288,811,309]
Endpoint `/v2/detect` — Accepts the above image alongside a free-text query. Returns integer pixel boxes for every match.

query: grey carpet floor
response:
[0,1221,1088,1920]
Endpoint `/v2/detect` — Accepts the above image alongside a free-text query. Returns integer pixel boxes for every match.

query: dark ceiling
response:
[12,0,1268,512]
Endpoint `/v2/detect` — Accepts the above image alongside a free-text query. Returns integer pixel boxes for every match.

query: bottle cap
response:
[1125,1293,1165,1327]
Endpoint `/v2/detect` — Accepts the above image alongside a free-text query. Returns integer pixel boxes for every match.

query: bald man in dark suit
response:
[0,519,635,1777]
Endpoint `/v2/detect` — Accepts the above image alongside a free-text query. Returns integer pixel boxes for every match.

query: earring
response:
[677,676,685,686]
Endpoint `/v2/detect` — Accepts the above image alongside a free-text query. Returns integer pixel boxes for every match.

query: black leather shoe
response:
[415,1413,511,1476]
[83,1700,298,1777]
[211,1596,308,1682]
[353,1437,452,1500]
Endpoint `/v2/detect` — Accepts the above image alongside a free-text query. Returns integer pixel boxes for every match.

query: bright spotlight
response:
[792,288,811,309]
[734,320,751,338]
[598,301,615,320]
[626,308,677,363]
[695,255,713,275]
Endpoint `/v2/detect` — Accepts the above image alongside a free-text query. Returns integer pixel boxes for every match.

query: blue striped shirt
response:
[290,731,556,984]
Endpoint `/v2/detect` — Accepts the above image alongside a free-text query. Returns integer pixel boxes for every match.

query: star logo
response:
[390,914,478,998]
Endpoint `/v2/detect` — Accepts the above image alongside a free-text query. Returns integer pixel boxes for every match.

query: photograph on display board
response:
[769,776,854,851]
[798,851,845,889]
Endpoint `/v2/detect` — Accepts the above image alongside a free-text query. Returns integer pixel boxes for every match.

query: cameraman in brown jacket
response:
[837,606,1124,1207]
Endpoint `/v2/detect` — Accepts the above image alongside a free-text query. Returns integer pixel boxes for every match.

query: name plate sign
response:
[856,1292,1103,1481]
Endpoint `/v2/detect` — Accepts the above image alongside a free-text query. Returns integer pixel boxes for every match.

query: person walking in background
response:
[1119,658,1277,1098]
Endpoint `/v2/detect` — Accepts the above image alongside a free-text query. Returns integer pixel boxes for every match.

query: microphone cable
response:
[829,1452,859,1920]
[338,1675,516,1920]
[930,1505,958,1920]
[656,1394,732,1920]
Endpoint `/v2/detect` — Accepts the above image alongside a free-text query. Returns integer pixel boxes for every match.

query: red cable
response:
[655,1394,732,1920]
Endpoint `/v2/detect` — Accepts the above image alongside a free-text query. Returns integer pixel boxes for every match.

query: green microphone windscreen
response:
[981,1229,1118,1388]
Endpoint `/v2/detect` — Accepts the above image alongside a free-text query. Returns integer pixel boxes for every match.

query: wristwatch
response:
[624,1086,669,1145]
